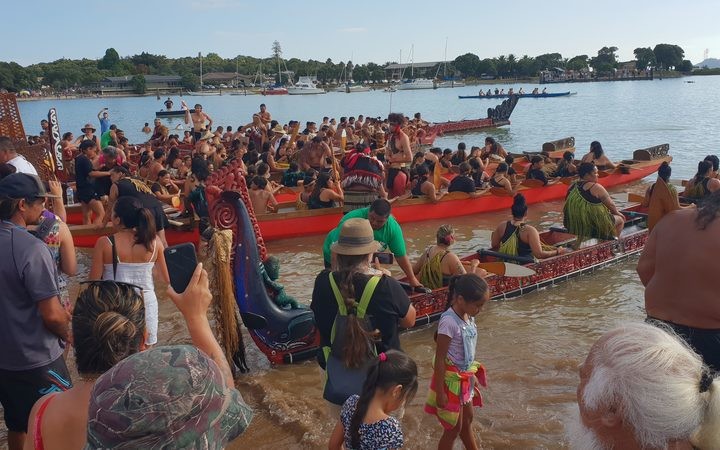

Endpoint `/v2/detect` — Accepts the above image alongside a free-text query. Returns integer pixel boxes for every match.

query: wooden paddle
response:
[463,261,536,277]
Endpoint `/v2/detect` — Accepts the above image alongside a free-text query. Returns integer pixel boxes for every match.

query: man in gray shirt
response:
[0,173,71,450]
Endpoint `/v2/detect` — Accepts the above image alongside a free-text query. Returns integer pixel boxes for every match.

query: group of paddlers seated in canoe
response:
[477,87,547,96]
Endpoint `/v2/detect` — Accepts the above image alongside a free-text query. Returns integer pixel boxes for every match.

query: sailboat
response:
[260,54,288,95]
[396,45,435,90]
[333,61,371,93]
[437,38,465,88]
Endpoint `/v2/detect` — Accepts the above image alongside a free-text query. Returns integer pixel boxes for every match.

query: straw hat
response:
[331,218,379,256]
[271,124,285,134]
[81,123,96,132]
[198,130,214,141]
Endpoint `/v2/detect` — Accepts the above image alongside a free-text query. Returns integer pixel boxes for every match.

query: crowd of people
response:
[4,101,720,449]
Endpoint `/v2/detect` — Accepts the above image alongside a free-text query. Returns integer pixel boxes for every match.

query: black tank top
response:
[412,178,427,197]
[490,176,504,188]
[501,222,533,257]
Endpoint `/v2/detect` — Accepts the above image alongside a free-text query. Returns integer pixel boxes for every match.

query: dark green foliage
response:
[0,43,693,92]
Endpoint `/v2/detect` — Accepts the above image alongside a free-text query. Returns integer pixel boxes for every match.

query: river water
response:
[4,76,719,449]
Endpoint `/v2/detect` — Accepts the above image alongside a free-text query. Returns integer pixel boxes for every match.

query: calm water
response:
[3,78,718,449]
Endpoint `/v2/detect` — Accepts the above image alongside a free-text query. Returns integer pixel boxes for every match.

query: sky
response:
[3,0,719,67]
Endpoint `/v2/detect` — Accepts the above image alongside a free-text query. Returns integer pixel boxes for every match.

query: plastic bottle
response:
[66,186,74,205]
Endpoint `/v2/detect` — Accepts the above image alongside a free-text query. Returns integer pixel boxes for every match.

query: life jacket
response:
[322,273,380,405]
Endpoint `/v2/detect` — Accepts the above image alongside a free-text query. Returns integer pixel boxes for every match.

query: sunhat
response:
[85,345,252,450]
[331,218,379,256]
[271,124,285,134]
[81,123,96,132]
[198,130,214,141]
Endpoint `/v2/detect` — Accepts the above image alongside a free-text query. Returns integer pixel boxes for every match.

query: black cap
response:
[0,173,59,199]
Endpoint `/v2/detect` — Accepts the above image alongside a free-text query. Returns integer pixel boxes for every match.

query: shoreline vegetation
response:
[0,42,697,97]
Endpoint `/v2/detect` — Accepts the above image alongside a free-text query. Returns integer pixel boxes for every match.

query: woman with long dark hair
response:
[411,164,446,203]
[581,141,616,169]
[89,196,169,346]
[308,172,344,209]
[555,151,577,178]
[684,160,720,200]
[328,350,418,450]
[311,219,416,413]
[106,165,170,247]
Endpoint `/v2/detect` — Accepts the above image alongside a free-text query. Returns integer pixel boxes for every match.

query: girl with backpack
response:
[328,350,418,450]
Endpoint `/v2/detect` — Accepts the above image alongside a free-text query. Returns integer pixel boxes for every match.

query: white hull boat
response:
[396,78,435,90]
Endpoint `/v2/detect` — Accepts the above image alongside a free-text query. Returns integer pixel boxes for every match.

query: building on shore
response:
[92,75,184,95]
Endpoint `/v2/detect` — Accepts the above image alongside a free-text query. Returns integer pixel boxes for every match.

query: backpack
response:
[322,273,380,405]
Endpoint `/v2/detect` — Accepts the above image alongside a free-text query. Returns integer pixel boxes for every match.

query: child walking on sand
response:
[425,274,490,450]
[329,350,418,450]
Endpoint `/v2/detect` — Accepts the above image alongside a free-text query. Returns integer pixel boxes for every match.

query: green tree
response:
[633,47,656,69]
[653,44,685,70]
[131,74,146,94]
[590,46,618,75]
[566,55,589,71]
[535,53,563,71]
[678,59,694,72]
[181,73,199,91]
[98,48,120,71]
[515,55,537,77]
[453,53,480,77]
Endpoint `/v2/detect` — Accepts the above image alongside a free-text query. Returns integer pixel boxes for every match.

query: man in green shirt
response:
[323,199,422,287]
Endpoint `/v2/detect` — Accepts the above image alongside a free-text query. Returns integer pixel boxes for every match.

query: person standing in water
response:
[425,274,490,450]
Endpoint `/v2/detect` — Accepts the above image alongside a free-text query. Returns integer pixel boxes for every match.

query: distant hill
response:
[696,58,720,69]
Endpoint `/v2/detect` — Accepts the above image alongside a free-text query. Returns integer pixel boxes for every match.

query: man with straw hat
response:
[74,123,99,147]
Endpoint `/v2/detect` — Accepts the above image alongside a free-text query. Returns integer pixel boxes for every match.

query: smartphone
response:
[373,252,394,265]
[164,243,197,293]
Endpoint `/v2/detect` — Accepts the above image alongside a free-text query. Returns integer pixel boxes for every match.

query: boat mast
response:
[444,37,448,78]
[410,45,414,79]
[199,52,203,91]
[235,56,239,88]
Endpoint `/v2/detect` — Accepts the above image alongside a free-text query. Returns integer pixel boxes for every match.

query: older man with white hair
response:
[567,322,720,450]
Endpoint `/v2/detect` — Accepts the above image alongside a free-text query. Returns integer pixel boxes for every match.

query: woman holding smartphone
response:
[89,196,170,346]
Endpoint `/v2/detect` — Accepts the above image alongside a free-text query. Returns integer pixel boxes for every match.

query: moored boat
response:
[155,109,194,118]
[459,91,574,99]
[407,203,650,326]
[287,77,325,95]
[261,86,289,95]
[396,78,435,90]
[252,144,670,241]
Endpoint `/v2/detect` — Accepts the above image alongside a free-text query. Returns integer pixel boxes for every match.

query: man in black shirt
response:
[526,155,549,186]
[448,162,485,197]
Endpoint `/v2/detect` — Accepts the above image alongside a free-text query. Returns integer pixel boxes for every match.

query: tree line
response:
[0,42,693,93]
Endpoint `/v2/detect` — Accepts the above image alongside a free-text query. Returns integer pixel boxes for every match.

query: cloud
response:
[338,27,367,33]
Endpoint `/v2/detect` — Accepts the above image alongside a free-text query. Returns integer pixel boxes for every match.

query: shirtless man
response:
[638,192,720,371]
[385,112,413,198]
[182,101,212,142]
[248,176,277,214]
[298,134,332,172]
[259,104,271,127]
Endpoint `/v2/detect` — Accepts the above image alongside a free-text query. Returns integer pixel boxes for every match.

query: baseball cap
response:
[85,345,253,449]
[0,173,60,199]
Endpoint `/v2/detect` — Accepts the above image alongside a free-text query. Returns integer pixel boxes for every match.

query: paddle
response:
[463,261,536,277]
